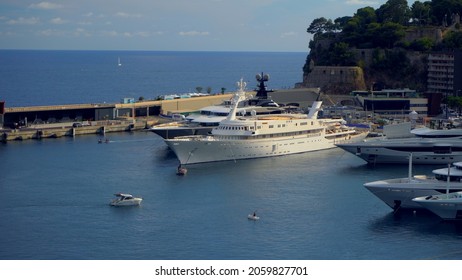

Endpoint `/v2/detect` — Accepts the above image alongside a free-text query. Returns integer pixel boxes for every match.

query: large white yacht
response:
[150,73,297,139]
[336,125,462,165]
[364,159,462,211]
[164,79,367,165]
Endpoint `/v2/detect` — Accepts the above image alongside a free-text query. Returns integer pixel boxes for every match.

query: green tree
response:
[334,16,352,31]
[376,22,406,48]
[447,96,462,114]
[376,0,411,25]
[442,30,462,49]
[206,87,212,94]
[410,1,431,25]
[410,37,434,51]
[307,17,330,35]
[330,42,356,66]
[430,0,462,26]
[342,7,378,47]
[196,86,203,93]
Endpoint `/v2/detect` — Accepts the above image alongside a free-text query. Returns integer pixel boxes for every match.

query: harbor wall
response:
[1,118,155,142]
[0,88,319,142]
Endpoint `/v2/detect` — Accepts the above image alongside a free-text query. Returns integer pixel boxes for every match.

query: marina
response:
[2,50,462,261]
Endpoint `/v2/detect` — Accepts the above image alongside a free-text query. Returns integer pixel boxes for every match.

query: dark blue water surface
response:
[1,51,462,260]
[0,50,306,107]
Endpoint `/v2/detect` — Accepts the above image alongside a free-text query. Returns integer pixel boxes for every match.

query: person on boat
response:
[253,211,257,217]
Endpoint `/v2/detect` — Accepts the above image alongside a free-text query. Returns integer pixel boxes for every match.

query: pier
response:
[1,88,322,142]
[0,94,234,142]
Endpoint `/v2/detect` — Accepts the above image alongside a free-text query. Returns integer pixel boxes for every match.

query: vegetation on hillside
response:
[304,0,462,91]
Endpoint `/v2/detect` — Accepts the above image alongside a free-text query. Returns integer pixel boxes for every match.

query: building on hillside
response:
[352,88,428,119]
[427,51,462,97]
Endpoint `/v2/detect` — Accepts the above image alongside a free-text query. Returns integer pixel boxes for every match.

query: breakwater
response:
[0,94,236,142]
[1,88,325,142]
[1,118,161,142]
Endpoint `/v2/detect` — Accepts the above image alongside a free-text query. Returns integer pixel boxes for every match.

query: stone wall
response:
[300,66,367,95]
[403,27,443,44]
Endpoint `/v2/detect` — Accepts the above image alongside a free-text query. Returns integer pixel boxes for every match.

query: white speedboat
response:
[412,191,462,220]
[150,73,300,139]
[248,214,260,221]
[364,158,462,210]
[110,193,142,206]
[164,79,367,165]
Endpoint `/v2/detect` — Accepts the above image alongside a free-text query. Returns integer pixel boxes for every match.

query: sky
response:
[0,0,417,52]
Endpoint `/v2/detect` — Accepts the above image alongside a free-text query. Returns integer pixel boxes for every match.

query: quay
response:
[1,88,323,142]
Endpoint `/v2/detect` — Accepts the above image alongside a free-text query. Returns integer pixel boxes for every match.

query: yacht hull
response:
[413,193,462,220]
[365,178,462,209]
[166,132,366,165]
[337,138,462,164]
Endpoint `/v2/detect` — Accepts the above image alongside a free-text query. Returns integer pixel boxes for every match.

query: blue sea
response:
[1,51,462,262]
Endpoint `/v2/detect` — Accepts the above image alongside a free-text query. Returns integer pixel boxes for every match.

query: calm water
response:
[0,50,306,107]
[1,51,462,260]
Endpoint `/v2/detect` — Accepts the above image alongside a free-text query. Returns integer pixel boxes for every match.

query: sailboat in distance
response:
[118,57,122,67]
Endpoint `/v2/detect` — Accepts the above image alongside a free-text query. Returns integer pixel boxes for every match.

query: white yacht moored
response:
[150,73,297,139]
[164,79,367,165]
[364,158,462,210]
[110,193,142,206]
[337,123,462,165]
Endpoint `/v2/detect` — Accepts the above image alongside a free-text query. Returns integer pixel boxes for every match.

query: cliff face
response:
[299,42,428,95]
[299,26,443,95]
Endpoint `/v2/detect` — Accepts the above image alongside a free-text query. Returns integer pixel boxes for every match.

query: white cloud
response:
[74,28,91,37]
[50,17,67,25]
[135,31,151,37]
[7,17,40,25]
[29,2,62,10]
[114,12,142,18]
[281,31,298,38]
[78,21,92,26]
[346,0,378,5]
[179,31,210,36]
[102,30,118,37]
[37,28,65,36]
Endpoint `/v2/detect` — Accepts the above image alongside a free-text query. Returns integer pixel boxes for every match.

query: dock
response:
[0,88,322,142]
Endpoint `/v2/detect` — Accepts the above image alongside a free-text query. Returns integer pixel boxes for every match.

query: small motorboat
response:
[110,193,142,206]
[247,213,259,221]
